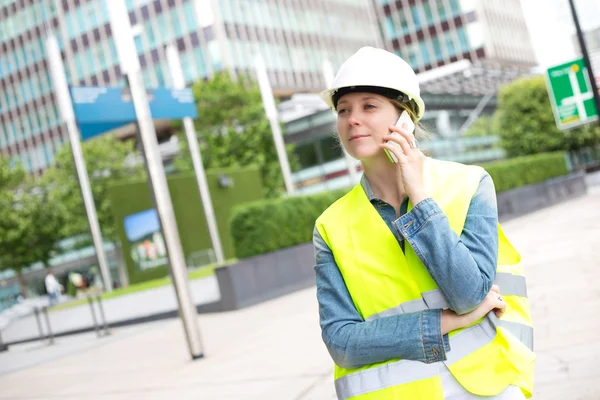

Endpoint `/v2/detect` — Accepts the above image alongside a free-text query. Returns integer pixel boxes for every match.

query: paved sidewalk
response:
[0,187,598,399]
[1,274,220,344]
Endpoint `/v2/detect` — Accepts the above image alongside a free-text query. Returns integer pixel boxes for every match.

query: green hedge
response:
[232,151,569,258]
[479,151,568,193]
[231,188,347,259]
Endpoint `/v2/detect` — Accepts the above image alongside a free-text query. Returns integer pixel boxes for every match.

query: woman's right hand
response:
[441,285,506,334]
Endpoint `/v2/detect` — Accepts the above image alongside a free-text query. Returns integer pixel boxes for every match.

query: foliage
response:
[232,151,571,258]
[480,151,568,193]
[40,134,145,242]
[230,188,347,258]
[0,157,68,285]
[174,72,297,198]
[463,115,495,137]
[494,76,600,157]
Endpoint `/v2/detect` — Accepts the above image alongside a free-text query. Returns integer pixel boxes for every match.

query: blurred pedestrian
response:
[44,271,62,306]
[314,47,535,399]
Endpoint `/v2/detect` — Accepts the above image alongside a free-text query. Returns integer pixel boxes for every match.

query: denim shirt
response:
[313,171,498,370]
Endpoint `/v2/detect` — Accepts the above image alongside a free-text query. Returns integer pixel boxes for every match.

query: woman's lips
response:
[349,135,370,141]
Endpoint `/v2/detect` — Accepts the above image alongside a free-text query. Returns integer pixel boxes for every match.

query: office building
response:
[0,0,379,174]
[372,0,536,73]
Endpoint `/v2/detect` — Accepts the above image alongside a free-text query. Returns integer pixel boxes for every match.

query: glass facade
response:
[374,0,473,72]
[374,0,534,73]
[0,0,377,174]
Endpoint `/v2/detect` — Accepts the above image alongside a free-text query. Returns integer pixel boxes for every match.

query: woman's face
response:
[336,92,399,161]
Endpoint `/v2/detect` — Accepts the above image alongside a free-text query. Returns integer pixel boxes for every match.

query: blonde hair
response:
[389,99,429,141]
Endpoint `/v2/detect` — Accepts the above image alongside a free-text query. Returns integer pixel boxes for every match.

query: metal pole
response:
[322,60,359,186]
[42,307,54,345]
[254,54,295,195]
[45,35,113,292]
[107,0,204,360]
[115,246,129,288]
[33,307,45,341]
[458,91,495,135]
[568,0,600,125]
[0,330,7,352]
[87,296,101,338]
[96,295,110,336]
[166,44,225,265]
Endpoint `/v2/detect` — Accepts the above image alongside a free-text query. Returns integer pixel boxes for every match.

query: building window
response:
[457,28,469,53]
[424,3,434,26]
[155,65,166,87]
[384,16,396,40]
[419,42,431,66]
[411,7,422,30]
[397,10,409,36]
[145,22,156,48]
[450,0,461,16]
[209,41,222,71]
[445,32,457,57]
[295,141,319,170]
[432,37,443,61]
[435,0,447,20]
[134,35,144,54]
[195,47,208,78]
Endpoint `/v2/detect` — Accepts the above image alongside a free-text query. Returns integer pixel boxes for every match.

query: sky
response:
[521,0,600,68]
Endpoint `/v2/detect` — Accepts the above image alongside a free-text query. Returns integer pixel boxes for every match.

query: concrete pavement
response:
[1,273,220,345]
[0,187,598,399]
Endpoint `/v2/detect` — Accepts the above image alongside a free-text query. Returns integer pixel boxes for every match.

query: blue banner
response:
[70,86,198,140]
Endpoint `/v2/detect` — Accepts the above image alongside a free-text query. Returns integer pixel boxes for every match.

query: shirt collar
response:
[360,174,378,202]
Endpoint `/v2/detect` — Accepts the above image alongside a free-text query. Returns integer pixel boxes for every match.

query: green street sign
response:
[545,58,598,130]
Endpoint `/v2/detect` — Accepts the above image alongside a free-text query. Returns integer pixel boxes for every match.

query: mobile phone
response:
[385,110,415,163]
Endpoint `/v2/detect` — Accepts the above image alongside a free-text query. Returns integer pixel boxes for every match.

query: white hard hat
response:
[319,47,425,120]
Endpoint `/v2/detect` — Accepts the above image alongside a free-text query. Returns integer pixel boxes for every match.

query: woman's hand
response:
[441,285,506,334]
[380,122,427,204]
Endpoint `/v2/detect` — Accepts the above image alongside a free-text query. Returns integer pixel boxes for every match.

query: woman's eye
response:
[337,108,348,114]
[364,104,376,109]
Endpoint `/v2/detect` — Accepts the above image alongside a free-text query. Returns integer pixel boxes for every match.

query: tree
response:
[494,75,600,157]
[40,134,145,243]
[0,158,68,296]
[173,72,297,198]
[462,115,495,137]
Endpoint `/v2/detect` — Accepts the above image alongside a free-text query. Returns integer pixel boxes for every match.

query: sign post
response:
[166,44,224,265]
[46,35,114,292]
[546,58,599,130]
[254,54,295,195]
[107,0,204,360]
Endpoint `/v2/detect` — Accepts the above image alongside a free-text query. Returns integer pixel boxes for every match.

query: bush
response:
[479,151,568,193]
[232,152,569,258]
[230,188,347,259]
[494,76,600,157]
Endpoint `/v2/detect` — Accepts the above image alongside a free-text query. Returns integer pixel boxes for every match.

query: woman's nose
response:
[347,111,361,126]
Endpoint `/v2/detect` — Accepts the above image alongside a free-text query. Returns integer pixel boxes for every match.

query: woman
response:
[314,47,535,399]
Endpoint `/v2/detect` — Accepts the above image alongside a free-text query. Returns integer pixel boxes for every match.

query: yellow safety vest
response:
[316,158,535,399]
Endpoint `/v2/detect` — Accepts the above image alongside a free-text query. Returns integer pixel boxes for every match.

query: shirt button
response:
[432,348,439,357]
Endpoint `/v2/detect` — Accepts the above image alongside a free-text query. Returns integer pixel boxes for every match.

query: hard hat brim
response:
[318,86,425,120]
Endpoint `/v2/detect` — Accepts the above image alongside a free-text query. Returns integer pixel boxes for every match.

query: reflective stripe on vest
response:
[335,312,533,399]
[494,273,528,297]
[336,317,497,399]
[363,275,533,351]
